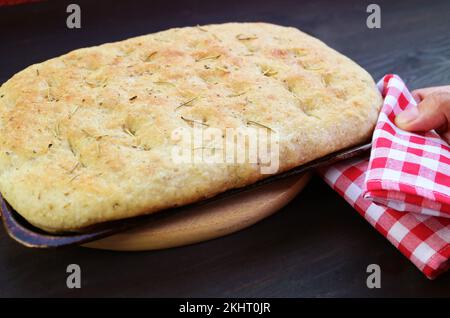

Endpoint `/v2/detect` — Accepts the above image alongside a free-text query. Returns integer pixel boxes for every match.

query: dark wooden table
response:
[0,0,449,297]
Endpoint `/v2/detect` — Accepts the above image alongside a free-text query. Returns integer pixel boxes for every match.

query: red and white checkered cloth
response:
[320,74,450,279]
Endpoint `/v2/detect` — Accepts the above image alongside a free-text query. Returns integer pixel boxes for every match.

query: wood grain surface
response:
[0,0,449,297]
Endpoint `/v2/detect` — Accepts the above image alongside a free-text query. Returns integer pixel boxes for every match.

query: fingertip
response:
[411,91,422,104]
[394,108,419,130]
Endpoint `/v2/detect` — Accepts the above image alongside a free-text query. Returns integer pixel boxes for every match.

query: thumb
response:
[395,92,450,132]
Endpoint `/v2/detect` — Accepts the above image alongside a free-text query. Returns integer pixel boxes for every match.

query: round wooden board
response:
[85,173,311,251]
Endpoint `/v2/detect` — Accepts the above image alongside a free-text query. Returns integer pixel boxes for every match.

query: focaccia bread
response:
[0,23,382,232]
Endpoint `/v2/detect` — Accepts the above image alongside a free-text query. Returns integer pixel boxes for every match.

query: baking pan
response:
[0,142,371,248]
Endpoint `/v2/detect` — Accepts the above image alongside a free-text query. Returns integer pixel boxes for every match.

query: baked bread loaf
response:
[0,23,382,232]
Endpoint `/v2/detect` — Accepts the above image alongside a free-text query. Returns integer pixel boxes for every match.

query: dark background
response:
[0,0,449,297]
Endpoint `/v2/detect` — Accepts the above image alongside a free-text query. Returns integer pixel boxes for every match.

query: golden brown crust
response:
[0,23,382,231]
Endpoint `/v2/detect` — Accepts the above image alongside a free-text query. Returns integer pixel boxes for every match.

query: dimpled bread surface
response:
[0,23,382,232]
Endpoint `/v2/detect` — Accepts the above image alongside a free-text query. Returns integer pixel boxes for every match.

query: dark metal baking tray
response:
[0,142,371,248]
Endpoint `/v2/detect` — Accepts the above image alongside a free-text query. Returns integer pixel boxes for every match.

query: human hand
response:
[395,85,450,143]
